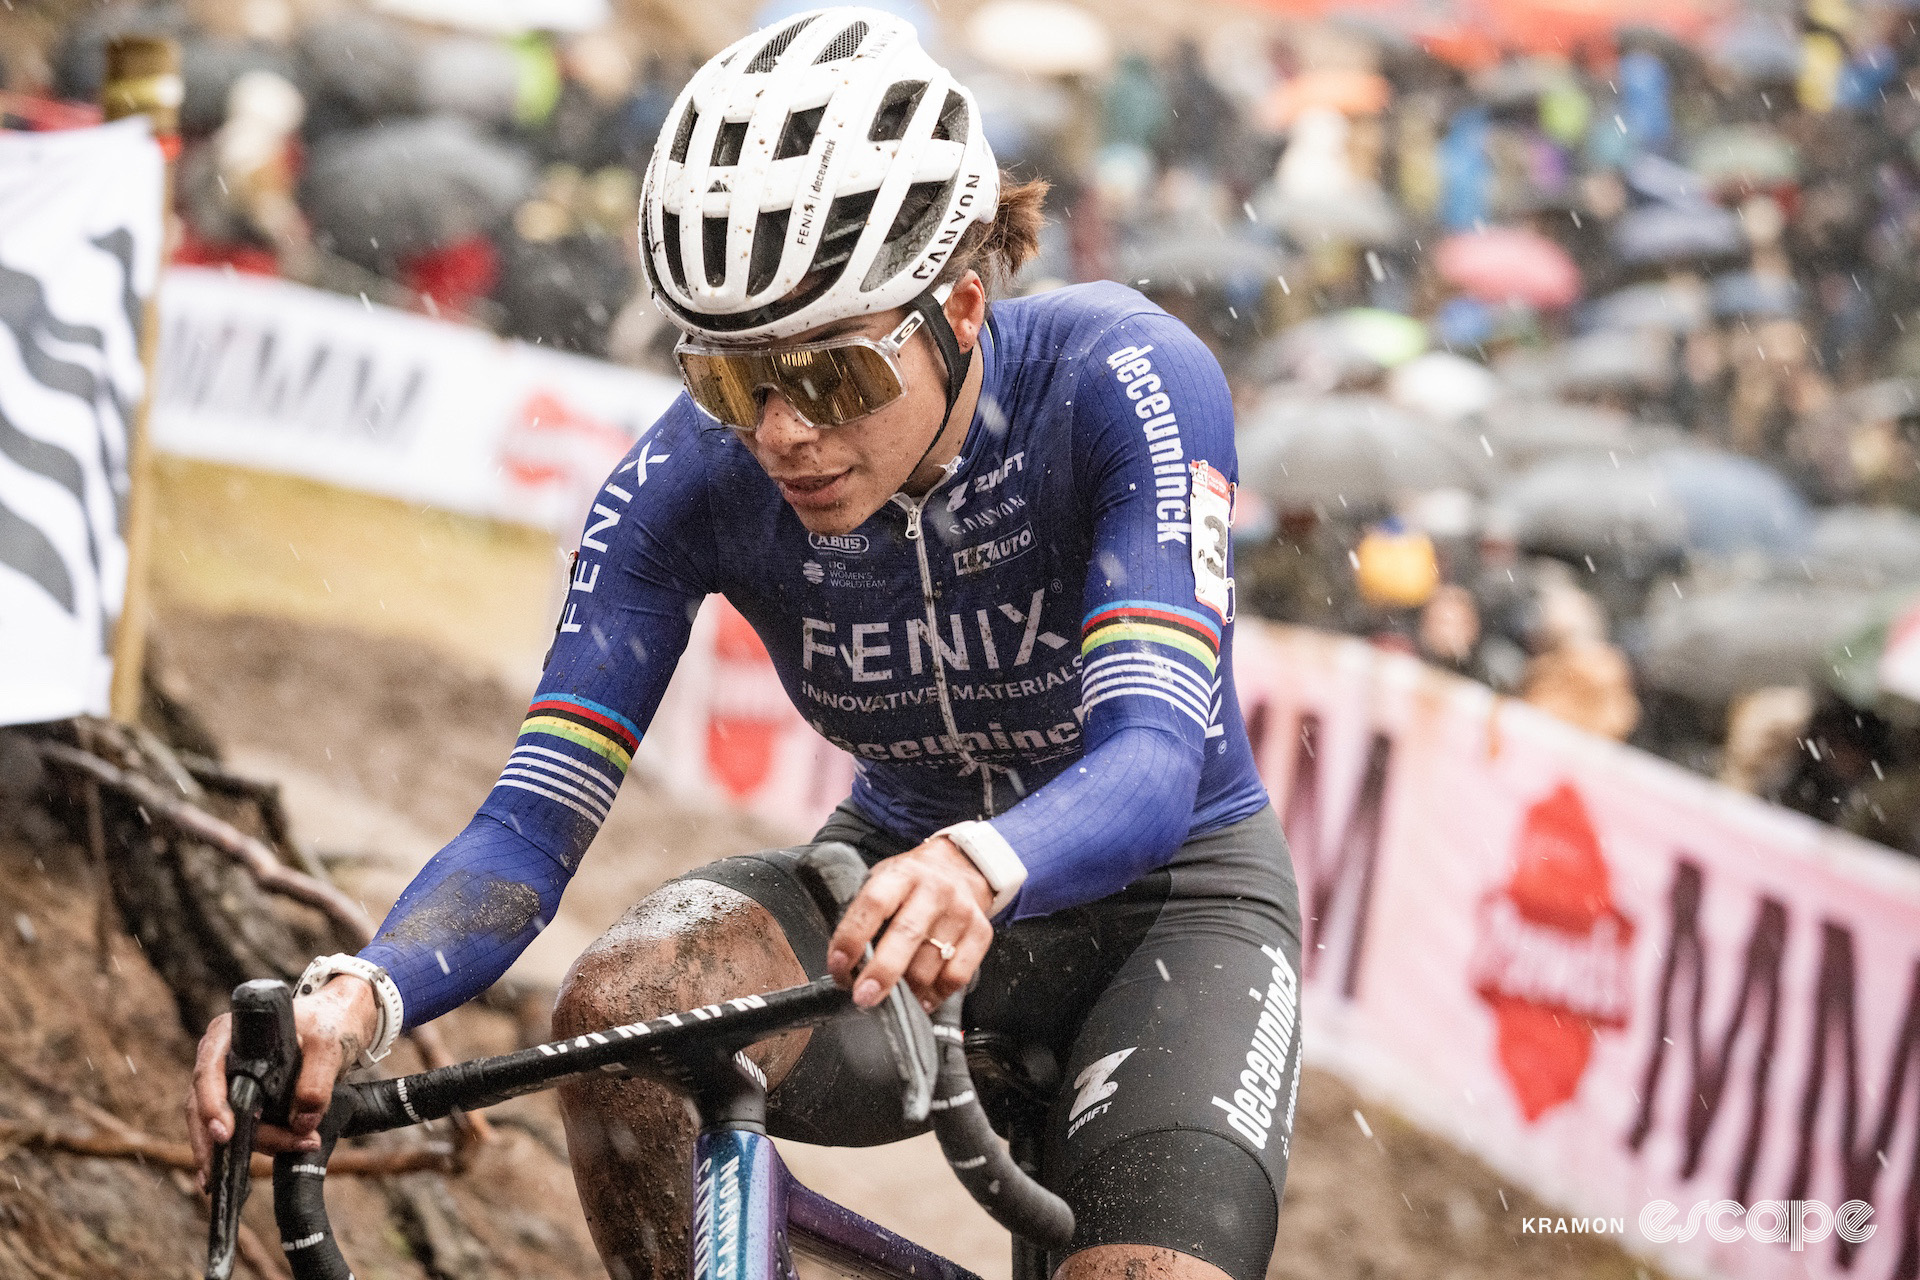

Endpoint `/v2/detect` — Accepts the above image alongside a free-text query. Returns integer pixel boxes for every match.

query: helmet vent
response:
[746,16,817,72]
[661,212,688,292]
[712,119,749,167]
[931,90,967,142]
[813,21,869,64]
[774,106,825,160]
[668,106,699,163]
[702,216,729,288]
[861,180,949,290]
[747,209,790,295]
[869,80,929,143]
[815,189,879,273]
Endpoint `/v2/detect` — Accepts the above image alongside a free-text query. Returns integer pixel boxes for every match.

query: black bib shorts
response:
[681,802,1303,1280]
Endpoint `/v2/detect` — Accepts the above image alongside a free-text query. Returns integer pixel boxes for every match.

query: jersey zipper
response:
[892,488,998,816]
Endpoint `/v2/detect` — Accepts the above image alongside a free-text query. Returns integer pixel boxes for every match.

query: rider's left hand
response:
[826,837,994,1010]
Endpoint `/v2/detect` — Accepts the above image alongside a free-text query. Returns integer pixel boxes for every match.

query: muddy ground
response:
[0,609,1661,1280]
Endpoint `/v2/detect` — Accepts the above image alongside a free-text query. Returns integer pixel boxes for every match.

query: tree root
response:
[35,729,492,1146]
[0,1117,458,1177]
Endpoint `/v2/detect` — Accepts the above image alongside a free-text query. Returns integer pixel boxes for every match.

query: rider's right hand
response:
[186,975,380,1190]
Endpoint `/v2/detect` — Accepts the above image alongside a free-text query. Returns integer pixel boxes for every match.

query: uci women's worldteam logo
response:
[1469,783,1635,1122]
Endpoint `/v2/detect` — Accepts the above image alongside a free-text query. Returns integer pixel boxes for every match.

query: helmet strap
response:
[900,283,975,491]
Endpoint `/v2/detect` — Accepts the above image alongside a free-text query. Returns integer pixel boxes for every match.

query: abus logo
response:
[1470,783,1634,1121]
[808,532,868,556]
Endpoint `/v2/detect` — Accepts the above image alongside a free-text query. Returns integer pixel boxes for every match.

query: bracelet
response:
[935,820,1027,916]
[296,954,405,1067]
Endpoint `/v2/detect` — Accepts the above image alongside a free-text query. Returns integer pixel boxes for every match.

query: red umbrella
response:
[1436,227,1582,309]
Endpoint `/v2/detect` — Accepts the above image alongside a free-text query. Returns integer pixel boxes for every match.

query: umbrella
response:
[1117,231,1289,292]
[180,38,295,136]
[1251,309,1428,387]
[416,35,523,124]
[1238,393,1492,511]
[1260,70,1391,130]
[1805,506,1920,589]
[1494,446,1811,561]
[1689,125,1799,191]
[1708,12,1802,82]
[1260,186,1406,247]
[303,116,535,266]
[1640,583,1881,705]
[371,0,611,34]
[1469,400,1669,469]
[1436,227,1581,309]
[1827,592,1920,707]
[1622,153,1707,206]
[1710,271,1801,320]
[1471,57,1574,106]
[1498,329,1673,398]
[1611,202,1746,265]
[965,0,1112,77]
[1654,447,1813,557]
[1583,281,1708,334]
[1388,352,1501,421]
[1433,297,1540,348]
[295,16,422,132]
[757,0,937,36]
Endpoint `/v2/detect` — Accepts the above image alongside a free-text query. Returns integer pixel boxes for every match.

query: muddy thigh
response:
[552,878,813,1280]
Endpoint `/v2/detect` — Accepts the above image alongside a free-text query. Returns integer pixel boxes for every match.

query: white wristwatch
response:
[296,953,405,1067]
[935,820,1028,916]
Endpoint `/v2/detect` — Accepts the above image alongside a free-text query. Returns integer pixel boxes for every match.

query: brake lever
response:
[795,843,939,1124]
[206,980,300,1280]
[873,946,939,1125]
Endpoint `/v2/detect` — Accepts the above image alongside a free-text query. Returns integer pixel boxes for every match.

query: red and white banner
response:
[151,268,681,534]
[652,605,1920,1280]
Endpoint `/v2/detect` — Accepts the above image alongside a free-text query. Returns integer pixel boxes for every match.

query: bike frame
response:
[692,1128,981,1280]
[682,1015,987,1280]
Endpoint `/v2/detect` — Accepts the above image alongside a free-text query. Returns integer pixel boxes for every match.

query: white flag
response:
[0,119,164,725]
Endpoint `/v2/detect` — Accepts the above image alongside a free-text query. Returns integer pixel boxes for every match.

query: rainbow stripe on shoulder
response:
[518,693,642,773]
[1081,600,1221,674]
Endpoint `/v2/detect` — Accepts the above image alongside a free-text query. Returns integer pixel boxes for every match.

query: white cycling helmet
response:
[639,7,1001,342]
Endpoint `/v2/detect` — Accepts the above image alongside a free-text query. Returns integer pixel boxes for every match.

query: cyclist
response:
[188,11,1304,1280]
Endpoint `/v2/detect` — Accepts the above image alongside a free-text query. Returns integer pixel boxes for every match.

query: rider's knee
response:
[552,877,797,1039]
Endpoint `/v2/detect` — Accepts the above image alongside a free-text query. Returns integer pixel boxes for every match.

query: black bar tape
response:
[273,1091,358,1280]
[928,996,1074,1249]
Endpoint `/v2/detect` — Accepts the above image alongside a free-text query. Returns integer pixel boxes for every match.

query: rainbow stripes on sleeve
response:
[1079,601,1222,734]
[495,694,641,827]
[1081,601,1221,673]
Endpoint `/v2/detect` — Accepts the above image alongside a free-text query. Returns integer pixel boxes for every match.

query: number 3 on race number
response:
[1189,461,1233,620]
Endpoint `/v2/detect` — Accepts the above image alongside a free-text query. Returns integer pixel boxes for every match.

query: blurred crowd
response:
[9,0,1920,857]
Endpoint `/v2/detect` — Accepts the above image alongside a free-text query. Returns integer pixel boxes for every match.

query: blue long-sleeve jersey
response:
[360,282,1271,1027]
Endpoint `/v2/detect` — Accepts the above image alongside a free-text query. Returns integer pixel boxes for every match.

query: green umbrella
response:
[1330,308,1428,368]
[1826,587,1920,709]
[1688,125,1800,189]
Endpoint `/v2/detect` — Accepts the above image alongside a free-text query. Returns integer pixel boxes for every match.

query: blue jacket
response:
[362,282,1271,1026]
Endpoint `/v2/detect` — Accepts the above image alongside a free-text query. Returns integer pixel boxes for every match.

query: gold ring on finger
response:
[925,937,956,962]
